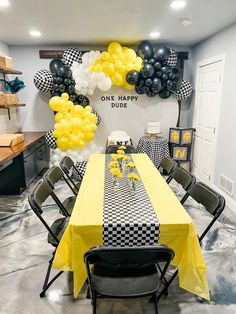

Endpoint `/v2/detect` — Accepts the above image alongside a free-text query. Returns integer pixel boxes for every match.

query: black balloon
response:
[154,62,162,70]
[161,74,168,81]
[138,79,145,87]
[57,65,71,77]
[159,89,171,99]
[161,66,172,74]
[145,78,153,87]
[144,59,149,64]
[135,85,145,94]
[76,95,90,107]
[58,84,66,92]
[154,47,170,63]
[141,64,155,78]
[143,86,149,93]
[156,71,162,78]
[126,70,139,85]
[137,41,153,59]
[63,78,70,85]
[149,58,156,65]
[49,59,64,74]
[152,78,162,92]
[146,90,158,97]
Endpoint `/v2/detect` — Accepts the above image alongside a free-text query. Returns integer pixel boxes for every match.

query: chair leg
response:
[156,269,178,302]
[40,254,64,297]
[92,294,97,314]
[153,294,158,314]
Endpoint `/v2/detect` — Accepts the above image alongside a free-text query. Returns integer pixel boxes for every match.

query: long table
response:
[53,154,209,300]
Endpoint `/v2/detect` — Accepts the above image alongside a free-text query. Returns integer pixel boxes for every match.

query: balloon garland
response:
[34,42,192,162]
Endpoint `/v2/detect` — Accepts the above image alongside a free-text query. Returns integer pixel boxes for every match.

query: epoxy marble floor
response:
[0,178,235,314]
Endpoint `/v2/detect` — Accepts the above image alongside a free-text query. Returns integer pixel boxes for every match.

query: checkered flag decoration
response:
[45,129,57,149]
[34,69,53,92]
[166,49,178,67]
[73,161,87,181]
[62,48,83,67]
[174,80,193,100]
[92,110,101,126]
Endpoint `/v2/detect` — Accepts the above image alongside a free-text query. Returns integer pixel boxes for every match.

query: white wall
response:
[190,23,236,201]
[10,44,191,144]
[0,40,18,134]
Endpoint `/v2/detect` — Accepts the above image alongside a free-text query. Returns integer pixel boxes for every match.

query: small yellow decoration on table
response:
[108,161,118,168]
[128,173,141,193]
[110,167,123,190]
[117,149,125,155]
[118,146,126,150]
[126,161,136,173]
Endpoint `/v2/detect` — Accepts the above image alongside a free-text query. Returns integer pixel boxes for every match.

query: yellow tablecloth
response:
[53,153,209,300]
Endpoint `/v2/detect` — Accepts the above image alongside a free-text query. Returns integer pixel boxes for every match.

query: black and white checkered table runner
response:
[103,155,160,246]
[136,137,169,168]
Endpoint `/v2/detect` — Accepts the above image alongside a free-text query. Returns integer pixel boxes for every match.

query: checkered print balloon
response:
[166,49,178,67]
[45,129,57,149]
[34,69,53,92]
[174,80,193,100]
[73,161,87,181]
[92,110,101,126]
[62,48,82,67]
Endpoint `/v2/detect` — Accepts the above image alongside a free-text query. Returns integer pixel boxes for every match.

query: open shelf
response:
[0,103,25,109]
[0,67,22,75]
[0,104,25,120]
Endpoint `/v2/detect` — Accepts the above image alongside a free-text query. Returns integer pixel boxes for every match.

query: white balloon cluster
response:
[50,142,104,167]
[71,50,112,96]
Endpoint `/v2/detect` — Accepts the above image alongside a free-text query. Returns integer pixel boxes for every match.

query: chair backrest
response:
[171,167,196,190]
[28,179,52,215]
[44,166,64,188]
[186,182,225,242]
[187,182,225,217]
[28,180,60,244]
[84,245,174,268]
[106,145,136,154]
[159,157,177,175]
[60,156,74,175]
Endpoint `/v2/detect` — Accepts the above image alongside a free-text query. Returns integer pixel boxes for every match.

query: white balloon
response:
[98,77,112,91]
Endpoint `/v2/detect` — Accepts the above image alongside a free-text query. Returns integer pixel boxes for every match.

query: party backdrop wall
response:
[10,44,192,145]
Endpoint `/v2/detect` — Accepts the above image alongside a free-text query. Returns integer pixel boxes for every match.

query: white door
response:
[192,55,225,184]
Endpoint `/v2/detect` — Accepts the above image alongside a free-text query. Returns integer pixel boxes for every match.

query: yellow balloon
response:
[114,60,123,69]
[126,63,134,71]
[102,61,115,75]
[94,64,103,72]
[49,96,61,111]
[56,137,70,150]
[101,51,110,60]
[52,130,61,138]
[84,132,94,142]
[54,112,64,123]
[77,139,85,147]
[124,49,136,62]
[90,123,97,131]
[136,56,143,64]
[123,81,135,90]
[66,100,74,111]
[70,134,80,146]
[111,72,124,86]
[134,63,142,71]
[61,93,69,101]
[110,53,118,62]
[84,105,92,113]
[108,42,122,55]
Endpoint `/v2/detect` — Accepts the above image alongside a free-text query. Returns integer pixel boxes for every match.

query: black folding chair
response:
[105,145,136,154]
[60,156,82,194]
[167,167,196,204]
[84,245,175,314]
[156,181,225,302]
[44,166,76,216]
[157,157,177,183]
[28,180,69,297]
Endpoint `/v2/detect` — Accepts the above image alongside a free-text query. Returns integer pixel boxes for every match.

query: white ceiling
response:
[0,0,236,46]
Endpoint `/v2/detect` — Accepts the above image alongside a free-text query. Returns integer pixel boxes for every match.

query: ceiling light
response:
[29,30,42,38]
[150,32,160,39]
[180,18,192,26]
[0,0,10,7]
[170,1,186,10]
